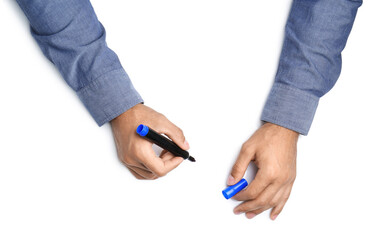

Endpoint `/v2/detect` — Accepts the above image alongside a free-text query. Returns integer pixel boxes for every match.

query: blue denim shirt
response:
[261,0,362,135]
[16,0,362,134]
[16,0,143,126]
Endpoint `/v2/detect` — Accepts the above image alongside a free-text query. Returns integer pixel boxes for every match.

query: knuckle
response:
[231,164,241,175]
[247,191,257,199]
[240,142,250,155]
[176,128,185,141]
[266,167,281,181]
[156,115,167,125]
[256,198,267,207]
[277,173,289,183]
[177,128,184,136]
[122,156,134,165]
[266,170,278,181]
[270,199,278,206]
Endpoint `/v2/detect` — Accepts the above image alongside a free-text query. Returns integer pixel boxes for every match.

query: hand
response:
[227,122,298,220]
[110,104,189,179]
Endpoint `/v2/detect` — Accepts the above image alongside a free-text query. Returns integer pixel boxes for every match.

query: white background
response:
[1,0,381,239]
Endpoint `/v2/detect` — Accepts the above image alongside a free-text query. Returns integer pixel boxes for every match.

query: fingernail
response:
[184,140,190,149]
[271,214,278,221]
[246,213,256,219]
[227,175,235,185]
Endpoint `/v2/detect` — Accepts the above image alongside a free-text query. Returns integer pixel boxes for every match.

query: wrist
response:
[111,103,143,125]
[262,122,300,142]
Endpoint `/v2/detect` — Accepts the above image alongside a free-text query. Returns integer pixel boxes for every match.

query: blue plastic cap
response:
[222,178,248,199]
[136,124,149,137]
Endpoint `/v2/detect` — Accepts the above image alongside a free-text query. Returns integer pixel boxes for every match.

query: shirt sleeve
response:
[261,0,363,135]
[16,0,143,126]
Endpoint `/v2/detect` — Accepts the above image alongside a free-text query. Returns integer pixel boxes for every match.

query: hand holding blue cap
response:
[222,179,248,199]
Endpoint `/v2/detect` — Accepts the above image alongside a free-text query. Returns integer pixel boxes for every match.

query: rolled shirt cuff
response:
[77,68,143,126]
[261,83,319,135]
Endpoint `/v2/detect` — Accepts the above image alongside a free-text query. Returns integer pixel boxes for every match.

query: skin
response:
[228,122,298,220]
[110,104,189,179]
[112,104,297,220]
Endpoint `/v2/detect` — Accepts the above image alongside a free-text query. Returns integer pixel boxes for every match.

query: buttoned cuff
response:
[261,83,319,135]
[77,68,143,126]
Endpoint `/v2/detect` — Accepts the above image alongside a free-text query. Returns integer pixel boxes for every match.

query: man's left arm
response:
[227,0,363,220]
[15,0,189,179]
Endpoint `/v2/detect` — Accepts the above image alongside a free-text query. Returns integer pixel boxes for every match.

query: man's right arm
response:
[16,0,143,126]
[16,0,189,178]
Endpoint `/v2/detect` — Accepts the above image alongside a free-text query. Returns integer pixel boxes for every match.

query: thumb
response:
[159,117,189,150]
[228,144,253,185]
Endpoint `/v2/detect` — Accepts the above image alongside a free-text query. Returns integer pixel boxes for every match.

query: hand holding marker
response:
[136,124,195,162]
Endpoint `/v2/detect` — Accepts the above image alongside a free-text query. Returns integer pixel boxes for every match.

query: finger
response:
[270,199,287,221]
[270,198,288,221]
[270,184,293,220]
[245,207,268,219]
[163,156,184,171]
[130,166,158,180]
[227,143,255,185]
[128,168,144,180]
[121,157,151,172]
[160,151,176,161]
[160,148,183,163]
[269,186,286,207]
[159,150,169,158]
[157,118,189,150]
[158,148,184,168]
[234,183,279,214]
[140,148,183,177]
[233,169,270,201]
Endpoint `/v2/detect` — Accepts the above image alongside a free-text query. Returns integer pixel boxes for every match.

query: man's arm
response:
[228,0,363,220]
[16,0,189,178]
[261,0,363,135]
[16,0,142,125]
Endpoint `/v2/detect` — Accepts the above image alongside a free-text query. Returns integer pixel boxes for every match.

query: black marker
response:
[136,124,195,162]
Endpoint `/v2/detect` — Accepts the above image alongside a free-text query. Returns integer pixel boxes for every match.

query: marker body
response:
[222,179,248,199]
[136,124,195,162]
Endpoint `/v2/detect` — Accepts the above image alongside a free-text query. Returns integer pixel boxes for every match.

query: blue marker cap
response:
[222,178,248,199]
[136,124,149,137]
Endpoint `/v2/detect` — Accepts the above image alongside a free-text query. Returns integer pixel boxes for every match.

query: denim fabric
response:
[261,0,363,135]
[16,0,143,126]
[16,0,363,131]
